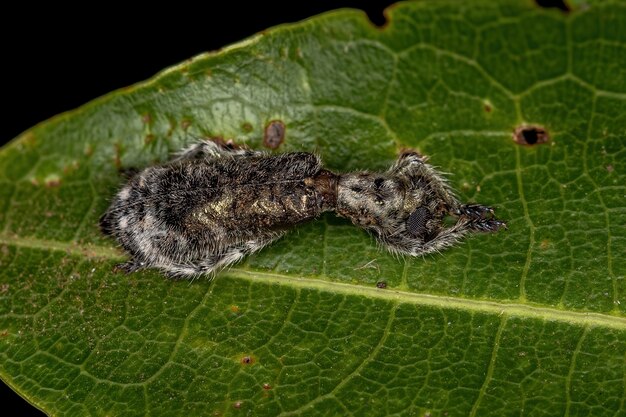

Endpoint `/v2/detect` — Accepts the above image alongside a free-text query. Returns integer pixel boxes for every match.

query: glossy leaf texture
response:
[1,1,625,416]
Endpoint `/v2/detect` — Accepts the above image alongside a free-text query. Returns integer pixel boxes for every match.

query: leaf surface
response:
[1,1,625,416]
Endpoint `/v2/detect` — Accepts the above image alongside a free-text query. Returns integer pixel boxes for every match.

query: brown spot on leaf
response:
[263,383,272,390]
[513,125,550,146]
[540,240,550,250]
[0,329,8,338]
[376,281,387,289]
[263,120,286,149]
[233,401,242,409]
[230,305,240,313]
[114,143,122,169]
[0,283,9,294]
[484,103,492,113]
[166,119,177,137]
[241,122,253,133]
[45,176,61,188]
[241,355,255,365]
[63,161,80,174]
[21,132,37,147]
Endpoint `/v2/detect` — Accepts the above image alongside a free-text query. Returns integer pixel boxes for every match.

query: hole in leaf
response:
[240,355,255,365]
[535,0,570,12]
[513,125,550,146]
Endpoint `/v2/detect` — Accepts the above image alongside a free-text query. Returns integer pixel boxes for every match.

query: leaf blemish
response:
[263,120,286,149]
[181,120,192,131]
[44,174,62,188]
[114,143,123,169]
[376,281,387,289]
[513,125,550,146]
[240,355,255,365]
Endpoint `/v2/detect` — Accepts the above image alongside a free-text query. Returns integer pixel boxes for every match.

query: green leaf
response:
[1,1,625,416]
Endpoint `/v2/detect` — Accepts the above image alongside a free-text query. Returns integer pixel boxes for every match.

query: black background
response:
[1,1,567,414]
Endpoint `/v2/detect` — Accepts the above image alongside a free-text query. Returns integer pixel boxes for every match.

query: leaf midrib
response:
[2,233,624,330]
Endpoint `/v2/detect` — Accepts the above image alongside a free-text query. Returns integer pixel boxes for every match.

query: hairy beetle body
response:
[101,140,505,277]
